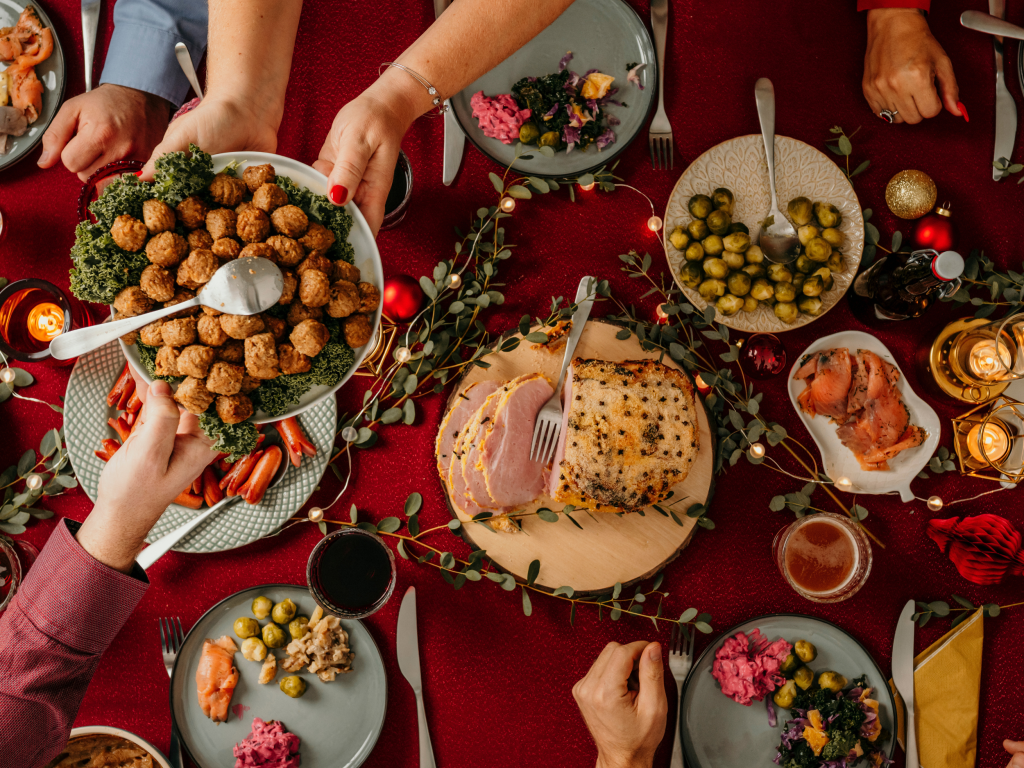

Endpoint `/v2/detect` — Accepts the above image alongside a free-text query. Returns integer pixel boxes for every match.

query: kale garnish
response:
[276,176,355,263]
[69,221,150,305]
[136,341,182,383]
[198,414,259,462]
[88,174,155,229]
[152,143,215,206]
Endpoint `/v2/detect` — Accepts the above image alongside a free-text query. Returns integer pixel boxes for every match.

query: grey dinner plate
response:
[681,614,896,768]
[449,0,656,179]
[172,584,387,768]
[0,0,66,171]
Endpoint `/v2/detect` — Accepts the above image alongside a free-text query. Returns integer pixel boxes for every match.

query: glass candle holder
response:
[380,150,413,231]
[78,159,145,222]
[0,279,92,365]
[952,396,1024,484]
[772,513,872,603]
[0,536,25,614]
[306,528,397,619]
[929,312,1024,403]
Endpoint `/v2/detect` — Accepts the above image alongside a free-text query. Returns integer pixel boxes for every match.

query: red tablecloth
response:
[1,1,1022,766]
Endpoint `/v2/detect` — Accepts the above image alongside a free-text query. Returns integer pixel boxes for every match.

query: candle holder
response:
[0,279,93,365]
[952,396,1024,484]
[379,150,413,231]
[354,319,398,378]
[927,312,1024,403]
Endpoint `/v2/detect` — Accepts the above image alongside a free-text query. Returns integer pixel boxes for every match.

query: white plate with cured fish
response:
[788,331,940,501]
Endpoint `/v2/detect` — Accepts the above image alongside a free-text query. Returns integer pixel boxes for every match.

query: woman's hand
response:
[1006,740,1024,768]
[573,641,667,768]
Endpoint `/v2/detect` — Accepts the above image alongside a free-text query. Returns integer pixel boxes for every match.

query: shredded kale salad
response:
[69,144,357,459]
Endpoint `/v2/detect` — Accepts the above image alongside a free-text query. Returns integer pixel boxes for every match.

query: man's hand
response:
[863,8,962,124]
[573,641,667,768]
[37,84,172,180]
[76,380,215,572]
[1006,740,1024,768]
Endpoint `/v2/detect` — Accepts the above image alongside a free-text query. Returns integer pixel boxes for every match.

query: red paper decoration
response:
[927,514,1024,585]
[382,275,424,322]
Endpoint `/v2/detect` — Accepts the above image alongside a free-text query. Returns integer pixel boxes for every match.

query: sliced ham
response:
[456,390,509,511]
[435,380,501,474]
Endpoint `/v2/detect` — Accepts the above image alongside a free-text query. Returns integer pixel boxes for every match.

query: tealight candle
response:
[967,340,1013,381]
[694,374,712,396]
[966,420,1011,464]
[26,302,64,343]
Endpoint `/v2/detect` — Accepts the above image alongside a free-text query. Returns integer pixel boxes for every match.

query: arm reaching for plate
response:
[1006,740,1024,768]
[573,641,667,768]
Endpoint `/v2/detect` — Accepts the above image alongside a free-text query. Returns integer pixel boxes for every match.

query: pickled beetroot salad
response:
[711,629,792,706]
[470,52,645,154]
[233,718,300,768]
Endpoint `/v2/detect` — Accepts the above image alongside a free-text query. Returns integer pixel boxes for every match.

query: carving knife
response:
[397,586,436,768]
[990,0,1017,180]
[892,600,918,768]
[435,0,465,186]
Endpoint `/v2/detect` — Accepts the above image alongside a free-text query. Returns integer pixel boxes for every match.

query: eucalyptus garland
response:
[910,594,1021,629]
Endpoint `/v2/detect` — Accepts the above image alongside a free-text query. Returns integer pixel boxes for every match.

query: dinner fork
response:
[159,618,185,768]
[668,622,693,768]
[529,276,596,464]
[648,0,673,170]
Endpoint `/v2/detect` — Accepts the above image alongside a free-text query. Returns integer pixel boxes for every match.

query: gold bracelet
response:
[379,62,448,116]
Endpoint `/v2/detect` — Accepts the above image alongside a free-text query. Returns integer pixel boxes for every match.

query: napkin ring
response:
[380,62,448,116]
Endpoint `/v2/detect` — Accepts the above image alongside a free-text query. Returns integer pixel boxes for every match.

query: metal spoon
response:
[50,258,283,360]
[174,42,204,100]
[961,10,1024,40]
[754,78,799,265]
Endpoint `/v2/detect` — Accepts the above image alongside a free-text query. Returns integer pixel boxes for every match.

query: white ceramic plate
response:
[788,330,940,501]
[61,726,172,768]
[120,151,382,424]
[663,135,865,333]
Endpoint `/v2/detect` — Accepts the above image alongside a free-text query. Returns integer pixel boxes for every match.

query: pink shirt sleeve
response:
[0,520,148,766]
[858,0,931,10]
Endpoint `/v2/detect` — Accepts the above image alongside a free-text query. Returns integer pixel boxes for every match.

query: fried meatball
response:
[290,319,329,357]
[139,319,163,346]
[146,231,188,268]
[177,344,216,378]
[174,376,215,415]
[197,313,228,346]
[212,238,241,260]
[240,373,261,394]
[206,208,237,241]
[299,269,330,307]
[188,228,214,251]
[236,201,254,216]
[357,282,380,313]
[287,302,322,326]
[332,260,361,283]
[245,333,280,379]
[343,314,373,348]
[176,262,200,290]
[140,264,175,302]
[280,270,297,305]
[155,346,180,377]
[111,214,148,252]
[216,394,254,424]
[237,207,271,243]
[296,252,332,276]
[243,163,275,192]
[240,242,277,262]
[299,222,335,253]
[220,313,265,339]
[113,286,153,317]
[162,316,198,346]
[253,183,288,213]
[206,361,244,395]
[217,339,245,364]
[163,289,200,317]
[270,205,308,238]
[266,235,304,266]
[277,343,311,374]
[326,279,358,318]
[176,196,209,230]
[264,315,287,341]
[209,172,247,207]
[183,249,218,285]
[114,311,139,345]
[142,199,176,234]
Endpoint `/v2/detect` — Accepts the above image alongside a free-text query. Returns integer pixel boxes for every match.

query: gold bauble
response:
[885,170,937,219]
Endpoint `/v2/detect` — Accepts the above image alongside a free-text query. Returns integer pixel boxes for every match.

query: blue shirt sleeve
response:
[98,0,209,106]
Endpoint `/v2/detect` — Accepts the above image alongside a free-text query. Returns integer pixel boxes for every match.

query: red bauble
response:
[927,514,1024,585]
[382,275,425,322]
[910,203,957,252]
[740,333,787,379]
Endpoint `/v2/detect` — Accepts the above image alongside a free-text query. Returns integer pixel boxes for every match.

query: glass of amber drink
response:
[772,513,872,603]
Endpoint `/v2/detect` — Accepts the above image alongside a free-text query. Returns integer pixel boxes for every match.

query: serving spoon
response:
[50,257,283,360]
[754,78,799,264]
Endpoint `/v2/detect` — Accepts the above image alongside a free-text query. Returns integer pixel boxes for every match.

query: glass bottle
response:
[851,249,963,322]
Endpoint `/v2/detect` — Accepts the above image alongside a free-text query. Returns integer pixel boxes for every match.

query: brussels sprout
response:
[538,131,560,147]
[766,264,793,283]
[722,252,745,271]
[827,253,845,273]
[702,234,725,257]
[794,254,817,275]
[251,596,273,620]
[518,123,540,144]
[702,258,729,279]
[697,279,727,301]
[678,263,703,289]
[271,599,297,625]
[798,296,824,316]
[241,637,268,662]
[793,666,814,691]
[787,197,813,227]
[821,227,844,247]
[774,282,797,303]
[814,202,841,229]
[288,616,310,640]
[668,226,690,251]
[781,653,800,674]
[750,279,775,301]
[794,640,817,663]
[262,623,287,649]
[802,276,823,297]
[797,224,820,247]
[688,194,714,220]
[806,237,833,263]
[813,267,834,292]
[234,617,260,639]
[791,272,805,290]
[773,680,798,708]
[774,301,799,324]
[706,209,732,236]
[687,219,710,241]
[817,671,848,693]
[685,242,705,262]
[744,245,764,264]
[727,272,752,297]
[716,294,745,316]
[722,232,751,254]
[280,675,307,698]
[729,222,750,235]
[743,295,759,313]
[712,187,735,215]
[742,264,766,280]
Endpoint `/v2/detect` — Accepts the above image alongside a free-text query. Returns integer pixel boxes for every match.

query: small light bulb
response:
[836,476,853,492]
[500,196,516,213]
[395,346,411,363]
[0,368,15,384]
[25,473,43,491]
[647,215,663,232]
[448,273,462,290]
[308,506,324,523]
[656,304,669,321]
[749,443,765,459]
[342,426,359,443]
[579,181,596,192]
[927,496,943,512]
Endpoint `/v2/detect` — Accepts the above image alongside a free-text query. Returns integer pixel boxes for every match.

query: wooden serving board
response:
[440,320,714,594]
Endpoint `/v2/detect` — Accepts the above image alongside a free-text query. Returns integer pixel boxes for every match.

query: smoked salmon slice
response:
[196,635,239,723]
[795,349,852,423]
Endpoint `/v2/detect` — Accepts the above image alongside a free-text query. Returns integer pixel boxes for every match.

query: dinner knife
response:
[892,600,918,768]
[397,586,436,768]
[434,0,465,186]
[961,10,1024,42]
[81,0,101,92]
[990,0,1017,180]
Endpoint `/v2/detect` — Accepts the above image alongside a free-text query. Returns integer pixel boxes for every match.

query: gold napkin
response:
[889,607,984,768]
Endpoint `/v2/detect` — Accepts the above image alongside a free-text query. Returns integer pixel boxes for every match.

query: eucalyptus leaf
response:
[381,407,403,424]
[11,368,32,387]
[527,559,540,586]
[488,172,505,193]
[554,585,575,598]
[350,504,358,523]
[679,607,698,623]
[501,573,517,591]
[447,519,462,531]
[522,588,533,616]
[397,540,409,560]
[40,428,60,458]
[405,492,423,516]
[17,449,35,476]
[403,398,416,425]
[694,621,713,634]
[377,516,402,533]
[507,185,532,199]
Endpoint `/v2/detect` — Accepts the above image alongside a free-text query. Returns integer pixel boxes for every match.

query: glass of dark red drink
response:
[306,528,397,619]
[772,513,872,603]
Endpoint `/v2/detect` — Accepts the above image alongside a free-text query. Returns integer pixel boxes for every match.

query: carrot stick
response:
[238,446,282,505]
[202,466,224,506]
[106,363,131,407]
[94,438,121,462]
[116,375,136,411]
[108,416,131,442]
[173,489,204,509]
[125,388,143,414]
